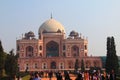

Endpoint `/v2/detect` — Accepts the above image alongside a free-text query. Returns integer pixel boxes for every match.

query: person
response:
[101,71,107,80]
[97,70,102,80]
[64,71,71,80]
[33,72,41,80]
[48,71,53,80]
[56,72,62,80]
[29,74,34,80]
[110,70,116,80]
[18,76,22,80]
[84,71,89,80]
[14,75,17,80]
[75,73,83,80]
[93,72,98,80]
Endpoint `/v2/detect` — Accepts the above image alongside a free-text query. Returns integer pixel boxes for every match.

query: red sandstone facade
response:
[17,18,102,72]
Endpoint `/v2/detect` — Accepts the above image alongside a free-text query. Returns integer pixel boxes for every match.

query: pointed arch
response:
[59,62,64,69]
[42,62,47,69]
[46,41,59,57]
[51,61,56,69]
[26,46,33,57]
[71,45,79,57]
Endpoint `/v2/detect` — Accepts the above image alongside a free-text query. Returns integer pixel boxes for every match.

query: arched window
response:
[35,63,38,69]
[42,63,47,69]
[46,41,59,57]
[39,46,42,50]
[85,53,87,56]
[84,45,87,50]
[59,62,64,69]
[51,61,56,69]
[39,53,42,57]
[26,46,34,57]
[68,61,73,69]
[71,45,79,57]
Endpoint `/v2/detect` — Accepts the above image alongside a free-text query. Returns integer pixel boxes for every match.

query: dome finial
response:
[51,13,52,19]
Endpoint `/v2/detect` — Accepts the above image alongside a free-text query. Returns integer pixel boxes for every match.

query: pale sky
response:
[0,0,120,56]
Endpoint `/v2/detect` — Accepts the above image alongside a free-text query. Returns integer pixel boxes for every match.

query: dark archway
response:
[46,41,59,57]
[26,46,33,57]
[71,45,79,57]
[51,61,56,69]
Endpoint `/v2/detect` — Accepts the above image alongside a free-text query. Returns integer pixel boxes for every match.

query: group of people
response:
[29,71,71,80]
[28,69,116,80]
[29,72,41,80]
[75,69,116,80]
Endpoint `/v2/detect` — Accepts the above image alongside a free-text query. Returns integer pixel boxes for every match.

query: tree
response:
[5,49,19,78]
[105,37,111,73]
[74,59,79,72]
[105,36,119,73]
[81,59,85,72]
[0,40,6,78]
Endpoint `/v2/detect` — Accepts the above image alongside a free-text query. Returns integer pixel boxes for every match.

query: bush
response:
[1,76,11,80]
[17,72,29,77]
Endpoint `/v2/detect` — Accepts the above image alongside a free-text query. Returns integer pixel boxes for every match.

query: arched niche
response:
[46,41,59,57]
[71,45,79,57]
[26,46,33,57]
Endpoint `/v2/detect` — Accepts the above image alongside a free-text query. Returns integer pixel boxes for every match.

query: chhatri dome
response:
[38,18,65,34]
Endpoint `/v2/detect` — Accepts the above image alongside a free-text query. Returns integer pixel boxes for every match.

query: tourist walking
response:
[75,73,83,80]
[56,72,62,80]
[33,72,41,80]
[93,72,98,80]
[48,71,53,80]
[110,70,116,80]
[29,74,34,80]
[64,71,71,80]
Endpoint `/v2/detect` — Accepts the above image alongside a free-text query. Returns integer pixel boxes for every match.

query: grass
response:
[22,75,30,80]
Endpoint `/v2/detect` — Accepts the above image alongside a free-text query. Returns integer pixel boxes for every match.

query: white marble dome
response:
[38,18,65,34]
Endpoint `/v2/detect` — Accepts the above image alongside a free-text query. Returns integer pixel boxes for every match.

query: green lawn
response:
[22,75,30,80]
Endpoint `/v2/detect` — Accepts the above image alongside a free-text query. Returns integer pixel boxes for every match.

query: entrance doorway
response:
[51,61,56,69]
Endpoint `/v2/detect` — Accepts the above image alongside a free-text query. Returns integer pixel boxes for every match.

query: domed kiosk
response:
[38,18,65,34]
